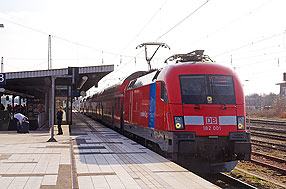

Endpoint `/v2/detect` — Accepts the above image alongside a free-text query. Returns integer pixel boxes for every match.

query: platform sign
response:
[0,73,6,85]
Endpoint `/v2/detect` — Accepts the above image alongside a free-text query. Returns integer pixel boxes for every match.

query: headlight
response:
[237,116,245,130]
[174,116,185,130]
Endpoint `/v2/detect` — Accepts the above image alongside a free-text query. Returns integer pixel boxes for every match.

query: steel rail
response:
[251,139,286,148]
[251,141,286,152]
[251,159,286,175]
[219,173,257,189]
[249,126,285,134]
[250,131,286,141]
[252,151,286,164]
[200,173,257,189]
[248,118,286,126]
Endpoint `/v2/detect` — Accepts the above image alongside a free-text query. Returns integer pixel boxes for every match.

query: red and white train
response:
[80,50,251,173]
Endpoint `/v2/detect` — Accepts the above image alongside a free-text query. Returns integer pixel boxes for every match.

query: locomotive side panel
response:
[154,82,171,131]
[124,84,156,129]
[132,86,150,128]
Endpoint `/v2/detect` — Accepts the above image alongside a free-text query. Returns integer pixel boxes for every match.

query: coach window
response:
[160,82,168,103]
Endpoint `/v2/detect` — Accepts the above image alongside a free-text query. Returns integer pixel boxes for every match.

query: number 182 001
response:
[203,126,221,131]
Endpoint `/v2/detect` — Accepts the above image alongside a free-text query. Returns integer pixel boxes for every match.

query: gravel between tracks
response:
[232,120,286,188]
[233,161,286,188]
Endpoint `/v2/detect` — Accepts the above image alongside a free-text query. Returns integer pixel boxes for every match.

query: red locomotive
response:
[80,50,251,173]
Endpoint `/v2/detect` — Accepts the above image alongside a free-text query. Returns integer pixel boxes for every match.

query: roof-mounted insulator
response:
[164,50,213,64]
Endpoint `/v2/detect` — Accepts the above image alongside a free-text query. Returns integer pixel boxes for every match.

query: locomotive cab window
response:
[160,82,168,103]
[210,76,235,104]
[179,75,236,104]
[127,79,136,90]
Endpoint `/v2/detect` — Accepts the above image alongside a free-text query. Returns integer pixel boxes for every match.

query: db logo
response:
[206,117,217,124]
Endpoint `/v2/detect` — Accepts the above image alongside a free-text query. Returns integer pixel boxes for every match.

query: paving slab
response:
[0,113,219,188]
[0,125,71,189]
[71,113,219,189]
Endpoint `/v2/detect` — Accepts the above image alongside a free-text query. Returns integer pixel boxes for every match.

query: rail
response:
[251,139,286,152]
[200,172,257,189]
[248,118,286,126]
[251,159,286,175]
[250,131,286,141]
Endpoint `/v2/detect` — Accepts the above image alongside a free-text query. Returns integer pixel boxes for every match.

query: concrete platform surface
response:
[0,113,219,189]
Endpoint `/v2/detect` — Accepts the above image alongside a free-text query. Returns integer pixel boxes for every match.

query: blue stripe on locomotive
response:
[148,83,156,129]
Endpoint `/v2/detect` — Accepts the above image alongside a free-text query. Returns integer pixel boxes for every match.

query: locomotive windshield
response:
[179,75,236,104]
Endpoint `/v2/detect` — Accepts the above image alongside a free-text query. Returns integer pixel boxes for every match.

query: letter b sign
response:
[0,73,6,85]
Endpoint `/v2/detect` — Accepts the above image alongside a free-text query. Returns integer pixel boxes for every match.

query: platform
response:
[0,113,218,188]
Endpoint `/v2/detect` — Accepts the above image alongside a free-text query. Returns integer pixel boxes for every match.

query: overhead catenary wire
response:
[1,0,210,74]
[233,55,286,68]
[218,50,286,64]
[216,44,283,64]
[239,66,285,77]
[185,0,274,48]
[0,15,148,72]
[109,0,211,80]
[6,58,46,61]
[106,0,170,69]
[119,0,169,54]
[0,16,134,59]
[1,1,284,96]
[0,17,50,36]
[212,30,286,58]
[26,61,49,70]
[155,0,210,41]
[228,44,282,56]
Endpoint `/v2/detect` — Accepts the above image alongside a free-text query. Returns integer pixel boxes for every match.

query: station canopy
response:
[0,65,114,99]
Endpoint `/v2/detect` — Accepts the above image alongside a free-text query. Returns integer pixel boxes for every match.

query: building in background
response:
[276,73,286,96]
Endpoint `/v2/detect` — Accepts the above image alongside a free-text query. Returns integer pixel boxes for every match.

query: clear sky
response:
[0,0,286,95]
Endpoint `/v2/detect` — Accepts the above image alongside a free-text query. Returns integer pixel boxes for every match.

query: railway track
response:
[234,167,286,189]
[248,118,286,126]
[251,152,286,175]
[247,118,286,141]
[251,139,286,152]
[249,126,285,134]
[252,151,286,163]
[250,131,286,141]
[201,172,257,189]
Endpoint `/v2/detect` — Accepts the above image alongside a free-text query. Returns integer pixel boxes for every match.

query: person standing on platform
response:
[56,106,63,135]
